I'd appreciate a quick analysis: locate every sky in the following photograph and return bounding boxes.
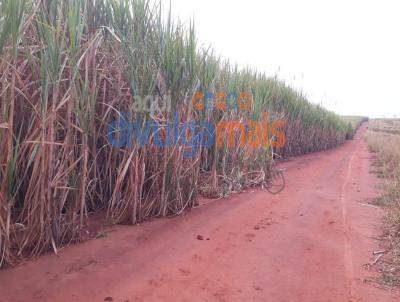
[165,0,400,118]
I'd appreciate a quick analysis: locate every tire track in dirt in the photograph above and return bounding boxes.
[340,133,358,300]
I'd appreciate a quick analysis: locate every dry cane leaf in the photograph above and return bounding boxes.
[0,122,8,129]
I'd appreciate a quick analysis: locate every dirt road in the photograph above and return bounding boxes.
[1,123,399,302]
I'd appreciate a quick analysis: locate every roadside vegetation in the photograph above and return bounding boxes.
[365,119,400,286]
[342,116,369,139]
[0,0,359,267]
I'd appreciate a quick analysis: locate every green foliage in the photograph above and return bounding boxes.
[0,0,355,267]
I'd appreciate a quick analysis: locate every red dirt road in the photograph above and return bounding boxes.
[1,123,399,302]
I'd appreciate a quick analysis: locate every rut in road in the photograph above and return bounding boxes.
[0,123,399,302]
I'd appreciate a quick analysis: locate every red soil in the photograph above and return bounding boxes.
[1,123,399,301]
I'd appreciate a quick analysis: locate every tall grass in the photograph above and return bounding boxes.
[0,0,353,267]
[342,115,369,139]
